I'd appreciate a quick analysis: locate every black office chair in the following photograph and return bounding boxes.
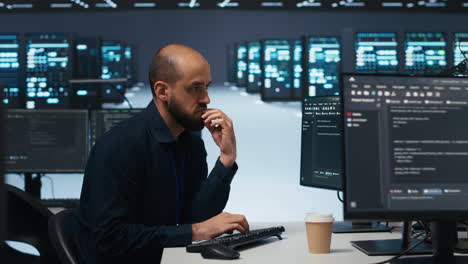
[48,208,79,264]
[4,184,60,263]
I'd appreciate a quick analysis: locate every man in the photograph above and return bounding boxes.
[74,44,249,263]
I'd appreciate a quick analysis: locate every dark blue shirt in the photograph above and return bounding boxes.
[74,101,238,264]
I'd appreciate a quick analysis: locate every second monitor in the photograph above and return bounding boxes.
[300,96,391,233]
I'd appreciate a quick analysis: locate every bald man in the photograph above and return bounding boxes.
[74,44,249,264]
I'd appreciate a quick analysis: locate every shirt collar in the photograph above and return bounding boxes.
[143,101,189,144]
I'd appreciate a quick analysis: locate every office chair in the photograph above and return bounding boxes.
[4,184,60,263]
[48,208,79,264]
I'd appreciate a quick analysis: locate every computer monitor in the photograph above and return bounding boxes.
[25,33,72,109]
[71,37,102,109]
[246,41,262,93]
[90,108,144,146]
[0,33,23,108]
[302,36,341,97]
[300,96,342,190]
[404,32,447,75]
[355,32,399,74]
[292,39,303,100]
[100,40,126,103]
[300,95,391,234]
[260,39,293,101]
[235,42,248,88]
[342,74,468,262]
[3,109,88,173]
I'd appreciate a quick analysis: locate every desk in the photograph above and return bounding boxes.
[162,222,408,264]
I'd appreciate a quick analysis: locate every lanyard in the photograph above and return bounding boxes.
[170,146,186,225]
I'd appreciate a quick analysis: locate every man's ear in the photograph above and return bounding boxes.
[154,81,170,102]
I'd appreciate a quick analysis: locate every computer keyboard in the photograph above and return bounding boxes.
[41,198,80,208]
[186,226,285,259]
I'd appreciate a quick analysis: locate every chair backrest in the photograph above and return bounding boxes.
[48,208,79,264]
[5,184,60,263]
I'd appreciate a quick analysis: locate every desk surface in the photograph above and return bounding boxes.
[162,222,411,264]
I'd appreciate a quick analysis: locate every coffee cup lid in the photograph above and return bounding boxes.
[304,213,334,223]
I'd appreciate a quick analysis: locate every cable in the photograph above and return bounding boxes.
[459,40,468,60]
[336,191,343,203]
[42,175,56,199]
[107,83,133,109]
[370,232,431,264]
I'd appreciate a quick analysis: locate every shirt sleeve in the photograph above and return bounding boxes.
[79,138,193,260]
[185,155,239,223]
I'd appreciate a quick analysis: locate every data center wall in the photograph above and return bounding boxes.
[1,10,466,84]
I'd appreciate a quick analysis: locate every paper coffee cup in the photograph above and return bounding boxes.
[304,213,334,254]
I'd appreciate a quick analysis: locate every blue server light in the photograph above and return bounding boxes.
[306,36,341,97]
[0,34,21,108]
[25,33,71,109]
[404,32,447,75]
[355,32,398,73]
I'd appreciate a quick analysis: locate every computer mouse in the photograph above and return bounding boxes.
[200,244,240,260]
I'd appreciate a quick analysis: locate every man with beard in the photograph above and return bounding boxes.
[74,44,249,264]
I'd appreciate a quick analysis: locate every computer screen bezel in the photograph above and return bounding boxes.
[300,95,343,191]
[341,73,468,221]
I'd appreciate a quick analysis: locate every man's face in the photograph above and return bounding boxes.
[167,58,211,131]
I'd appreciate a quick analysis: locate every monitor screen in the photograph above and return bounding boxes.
[25,33,71,109]
[404,32,447,75]
[343,74,468,220]
[246,41,262,93]
[3,109,88,173]
[236,43,248,87]
[261,39,292,101]
[292,39,303,99]
[71,38,101,109]
[101,40,126,103]
[90,108,143,146]
[304,36,341,97]
[355,32,398,74]
[454,33,468,67]
[300,96,342,190]
[0,34,22,108]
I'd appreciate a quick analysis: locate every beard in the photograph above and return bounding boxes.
[167,96,206,131]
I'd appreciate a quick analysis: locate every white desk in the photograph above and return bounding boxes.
[162,222,409,264]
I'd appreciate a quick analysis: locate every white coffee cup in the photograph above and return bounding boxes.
[304,213,334,254]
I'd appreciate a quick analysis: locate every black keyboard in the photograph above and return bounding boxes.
[186,226,285,255]
[41,198,80,208]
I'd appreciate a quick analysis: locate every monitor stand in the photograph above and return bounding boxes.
[24,173,42,199]
[390,221,468,264]
[351,221,432,256]
[333,221,392,234]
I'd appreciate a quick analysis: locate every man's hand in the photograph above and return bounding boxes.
[192,212,249,241]
[201,109,236,167]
